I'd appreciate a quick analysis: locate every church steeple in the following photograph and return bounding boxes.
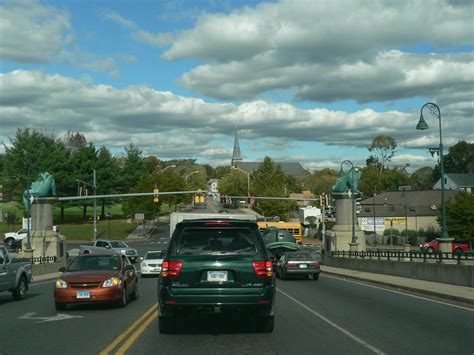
[231,129,242,167]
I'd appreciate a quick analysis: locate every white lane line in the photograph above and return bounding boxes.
[324,274,474,312]
[277,288,386,355]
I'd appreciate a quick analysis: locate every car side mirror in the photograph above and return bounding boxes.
[59,266,66,272]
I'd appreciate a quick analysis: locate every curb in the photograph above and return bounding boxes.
[321,270,474,305]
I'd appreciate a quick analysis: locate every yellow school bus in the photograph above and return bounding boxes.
[257,221,303,244]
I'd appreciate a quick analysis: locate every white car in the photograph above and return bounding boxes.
[4,228,28,247]
[140,250,165,277]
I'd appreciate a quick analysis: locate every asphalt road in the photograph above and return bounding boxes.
[1,221,473,355]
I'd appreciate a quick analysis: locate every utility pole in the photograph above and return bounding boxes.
[321,192,326,248]
[93,170,97,241]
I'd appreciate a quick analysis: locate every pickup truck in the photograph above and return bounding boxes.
[76,240,139,263]
[419,240,469,254]
[0,245,33,300]
[3,228,28,247]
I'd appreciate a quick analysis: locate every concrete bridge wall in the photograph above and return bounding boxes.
[323,255,474,287]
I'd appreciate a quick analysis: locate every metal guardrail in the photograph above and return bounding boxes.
[331,250,474,265]
[29,256,57,264]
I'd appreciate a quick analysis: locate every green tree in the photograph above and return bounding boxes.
[3,128,71,207]
[443,191,474,241]
[410,167,435,190]
[444,140,474,173]
[119,143,147,193]
[368,135,397,173]
[251,157,293,218]
[304,168,338,195]
[359,165,384,197]
[218,170,248,197]
[96,146,119,219]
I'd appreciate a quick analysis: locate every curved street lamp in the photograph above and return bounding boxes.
[185,170,199,183]
[340,160,358,244]
[159,165,176,174]
[417,103,448,238]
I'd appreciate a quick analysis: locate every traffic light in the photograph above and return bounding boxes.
[154,187,159,203]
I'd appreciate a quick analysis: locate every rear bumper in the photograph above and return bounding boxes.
[54,287,123,304]
[285,268,320,275]
[158,284,275,309]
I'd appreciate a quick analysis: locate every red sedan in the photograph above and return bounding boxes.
[54,254,138,310]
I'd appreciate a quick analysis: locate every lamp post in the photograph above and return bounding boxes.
[185,170,199,183]
[76,170,97,241]
[373,192,377,246]
[106,212,111,239]
[417,103,448,239]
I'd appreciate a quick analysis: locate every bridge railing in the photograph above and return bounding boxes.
[29,256,57,264]
[330,250,474,265]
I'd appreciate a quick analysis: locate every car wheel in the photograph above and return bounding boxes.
[453,248,463,256]
[426,247,435,254]
[256,316,274,333]
[5,238,14,247]
[12,275,28,300]
[158,315,176,334]
[117,286,128,308]
[55,302,67,311]
[313,273,319,281]
[130,281,139,301]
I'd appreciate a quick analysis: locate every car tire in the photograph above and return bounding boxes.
[426,247,435,254]
[130,281,139,301]
[158,316,176,334]
[313,273,319,281]
[117,286,128,308]
[12,275,28,300]
[5,238,14,247]
[55,302,67,311]
[453,248,463,256]
[256,316,274,333]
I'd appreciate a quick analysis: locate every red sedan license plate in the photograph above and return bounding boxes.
[76,291,91,299]
[207,271,227,282]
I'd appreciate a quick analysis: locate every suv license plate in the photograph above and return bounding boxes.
[299,264,308,269]
[207,271,227,282]
[76,291,91,299]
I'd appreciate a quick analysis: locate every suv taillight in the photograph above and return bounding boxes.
[161,260,183,278]
[253,261,273,277]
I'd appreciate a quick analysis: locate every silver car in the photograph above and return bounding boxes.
[276,251,321,280]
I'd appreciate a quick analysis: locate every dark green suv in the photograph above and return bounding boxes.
[158,219,275,333]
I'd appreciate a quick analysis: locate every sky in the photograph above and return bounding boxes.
[0,0,473,172]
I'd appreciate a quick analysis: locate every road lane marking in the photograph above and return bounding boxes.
[324,274,474,312]
[115,310,158,354]
[277,288,386,355]
[99,303,158,355]
[19,312,83,323]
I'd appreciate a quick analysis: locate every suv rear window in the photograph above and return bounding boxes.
[173,227,259,255]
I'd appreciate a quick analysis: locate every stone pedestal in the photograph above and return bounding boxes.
[328,193,366,251]
[349,242,359,252]
[436,238,455,253]
[22,197,66,260]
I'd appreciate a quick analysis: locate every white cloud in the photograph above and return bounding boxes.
[2,70,471,168]
[0,0,72,63]
[163,0,473,105]
[104,11,137,29]
[131,31,174,47]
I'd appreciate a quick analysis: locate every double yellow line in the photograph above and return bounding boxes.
[100,303,158,355]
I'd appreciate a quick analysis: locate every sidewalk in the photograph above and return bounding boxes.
[126,219,160,240]
[321,265,474,305]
